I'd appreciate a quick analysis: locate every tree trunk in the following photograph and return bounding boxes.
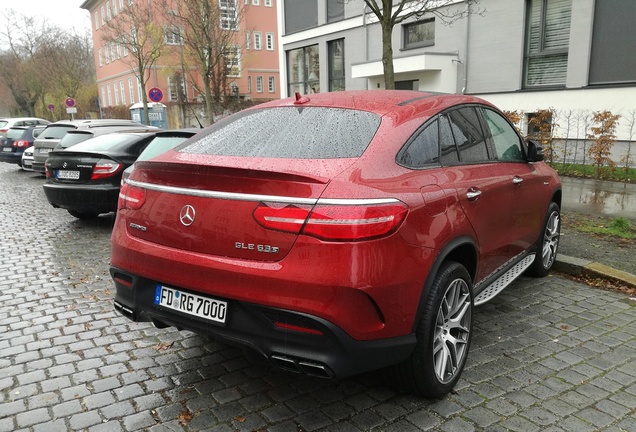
[381,19,395,89]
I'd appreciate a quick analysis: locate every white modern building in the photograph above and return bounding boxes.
[277,0,636,147]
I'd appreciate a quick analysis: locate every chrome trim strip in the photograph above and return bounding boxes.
[127,179,400,206]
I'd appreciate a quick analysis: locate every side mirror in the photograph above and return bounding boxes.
[527,140,544,162]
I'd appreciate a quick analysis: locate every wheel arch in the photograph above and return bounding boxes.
[412,236,477,333]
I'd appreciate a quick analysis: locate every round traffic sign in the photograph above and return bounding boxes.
[148,87,163,103]
[65,97,76,108]
[48,104,55,111]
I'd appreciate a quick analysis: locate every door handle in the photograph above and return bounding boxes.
[513,176,523,185]
[466,188,482,201]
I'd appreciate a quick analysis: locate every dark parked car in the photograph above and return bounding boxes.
[110,91,561,398]
[32,119,148,174]
[42,131,159,219]
[0,125,46,167]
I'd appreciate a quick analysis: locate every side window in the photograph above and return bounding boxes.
[399,119,439,168]
[439,114,459,165]
[448,107,489,163]
[482,108,525,161]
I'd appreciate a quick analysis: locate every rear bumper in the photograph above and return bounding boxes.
[43,182,119,214]
[32,161,46,173]
[0,152,21,164]
[111,266,417,379]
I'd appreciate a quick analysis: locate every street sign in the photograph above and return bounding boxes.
[47,104,55,111]
[65,97,76,108]
[148,87,163,103]
[66,108,77,114]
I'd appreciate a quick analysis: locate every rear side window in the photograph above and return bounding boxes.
[182,107,381,159]
[448,107,489,163]
[138,136,191,161]
[399,119,440,168]
[439,114,460,165]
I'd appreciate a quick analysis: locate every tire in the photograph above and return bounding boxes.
[68,210,100,219]
[391,261,473,398]
[528,202,560,277]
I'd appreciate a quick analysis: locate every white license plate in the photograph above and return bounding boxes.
[57,170,80,180]
[154,285,227,324]
[2,147,12,152]
[38,148,50,154]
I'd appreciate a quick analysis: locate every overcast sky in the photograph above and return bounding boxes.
[7,0,90,33]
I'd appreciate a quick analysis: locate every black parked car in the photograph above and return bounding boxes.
[0,125,46,167]
[43,131,159,219]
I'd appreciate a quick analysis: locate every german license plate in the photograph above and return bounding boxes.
[154,285,227,324]
[57,170,80,180]
[38,148,50,154]
[2,148,11,152]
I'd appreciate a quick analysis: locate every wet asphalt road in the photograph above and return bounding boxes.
[1,163,636,431]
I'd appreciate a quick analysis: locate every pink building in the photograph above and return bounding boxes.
[80,0,280,127]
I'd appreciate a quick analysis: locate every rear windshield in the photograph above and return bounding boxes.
[6,128,26,139]
[68,133,140,152]
[59,132,93,148]
[0,121,8,128]
[40,125,76,139]
[182,107,381,159]
[138,136,192,161]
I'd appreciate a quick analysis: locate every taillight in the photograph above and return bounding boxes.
[118,182,146,210]
[91,159,123,180]
[254,201,408,241]
[12,140,29,148]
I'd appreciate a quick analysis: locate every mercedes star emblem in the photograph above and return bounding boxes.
[179,205,196,226]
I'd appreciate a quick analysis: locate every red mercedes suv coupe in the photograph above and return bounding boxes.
[110,91,561,398]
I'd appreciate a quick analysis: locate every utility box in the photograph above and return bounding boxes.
[129,102,167,128]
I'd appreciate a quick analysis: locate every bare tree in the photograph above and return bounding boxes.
[101,1,164,124]
[363,0,479,89]
[0,11,59,115]
[162,0,245,123]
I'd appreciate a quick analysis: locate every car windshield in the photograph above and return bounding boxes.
[0,121,8,128]
[68,133,142,152]
[6,128,26,139]
[182,107,381,159]
[138,136,192,161]
[41,125,75,139]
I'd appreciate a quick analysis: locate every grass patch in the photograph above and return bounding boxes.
[577,217,636,239]
[550,162,636,183]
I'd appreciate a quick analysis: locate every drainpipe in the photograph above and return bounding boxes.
[363,3,370,89]
[462,0,471,94]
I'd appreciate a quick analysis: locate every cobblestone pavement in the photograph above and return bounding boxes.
[1,163,636,432]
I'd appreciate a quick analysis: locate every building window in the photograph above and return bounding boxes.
[168,75,187,101]
[220,0,238,30]
[268,76,275,93]
[403,18,435,49]
[101,86,106,108]
[266,32,274,50]
[114,84,120,105]
[589,0,636,85]
[245,31,250,50]
[112,0,118,16]
[252,0,260,5]
[524,0,572,88]
[327,0,344,23]
[287,44,319,96]
[328,38,345,91]
[164,26,182,45]
[119,0,124,10]
[106,2,112,20]
[116,44,122,59]
[94,12,99,30]
[98,48,103,67]
[107,84,112,106]
[128,0,133,5]
[120,81,126,105]
[256,76,263,93]
[110,43,116,62]
[265,0,272,6]
[284,0,318,34]
[247,76,252,93]
[137,77,143,103]
[253,32,262,50]
[101,6,106,25]
[128,77,135,104]
[224,45,241,77]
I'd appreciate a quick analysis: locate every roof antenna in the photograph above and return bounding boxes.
[294,92,310,105]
